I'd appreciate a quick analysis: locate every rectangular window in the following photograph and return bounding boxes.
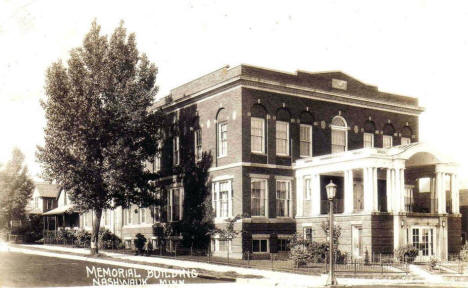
[304,178,311,200]
[276,180,291,217]
[173,136,180,166]
[251,179,267,216]
[126,208,132,225]
[401,137,411,145]
[34,198,38,209]
[213,180,232,218]
[154,141,161,172]
[276,121,289,156]
[300,124,312,157]
[278,239,290,252]
[383,135,393,148]
[412,228,420,249]
[304,228,313,241]
[153,205,161,222]
[218,239,229,252]
[252,239,268,253]
[169,189,181,222]
[140,208,146,224]
[331,129,346,153]
[194,129,202,161]
[104,210,109,226]
[363,132,374,148]
[251,117,265,153]
[218,122,228,157]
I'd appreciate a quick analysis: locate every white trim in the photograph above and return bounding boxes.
[252,234,270,239]
[249,173,270,179]
[274,175,294,180]
[158,76,423,116]
[208,162,293,172]
[212,175,234,182]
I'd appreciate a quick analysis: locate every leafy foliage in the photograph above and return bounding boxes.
[0,148,35,230]
[177,151,214,249]
[37,20,163,253]
[460,243,468,262]
[134,233,147,255]
[320,220,341,246]
[394,245,419,263]
[98,228,121,249]
[288,234,347,266]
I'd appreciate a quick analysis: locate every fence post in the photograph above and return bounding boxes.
[271,253,274,270]
[247,252,250,267]
[174,245,177,259]
[354,260,357,275]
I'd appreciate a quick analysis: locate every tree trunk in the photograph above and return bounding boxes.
[91,208,102,255]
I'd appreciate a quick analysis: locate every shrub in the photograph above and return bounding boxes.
[74,229,91,248]
[133,233,147,255]
[56,229,76,244]
[460,243,468,262]
[98,229,121,249]
[146,240,153,256]
[288,234,347,266]
[429,256,440,270]
[395,245,419,263]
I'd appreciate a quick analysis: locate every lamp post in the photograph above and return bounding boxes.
[326,180,338,286]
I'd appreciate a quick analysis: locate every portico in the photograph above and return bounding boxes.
[294,142,460,261]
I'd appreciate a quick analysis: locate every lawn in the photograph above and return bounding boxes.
[0,251,224,287]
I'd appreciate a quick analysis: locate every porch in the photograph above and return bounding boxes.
[294,142,460,261]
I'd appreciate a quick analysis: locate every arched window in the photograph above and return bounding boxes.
[299,112,314,157]
[276,108,291,156]
[331,115,348,153]
[251,104,267,154]
[363,120,376,148]
[401,126,412,145]
[216,108,228,157]
[383,124,395,148]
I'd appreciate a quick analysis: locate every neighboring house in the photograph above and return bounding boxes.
[72,65,460,261]
[460,189,468,245]
[27,183,60,218]
[43,189,80,232]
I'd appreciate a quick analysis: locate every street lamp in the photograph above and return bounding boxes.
[326,180,338,286]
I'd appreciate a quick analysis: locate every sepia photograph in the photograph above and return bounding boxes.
[1,1,468,287]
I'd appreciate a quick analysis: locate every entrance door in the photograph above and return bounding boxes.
[352,225,363,259]
[411,227,434,261]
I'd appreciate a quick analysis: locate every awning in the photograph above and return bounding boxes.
[42,204,76,215]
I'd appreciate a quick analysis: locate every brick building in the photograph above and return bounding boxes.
[80,64,461,260]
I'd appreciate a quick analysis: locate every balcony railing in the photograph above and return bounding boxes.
[320,199,344,215]
[405,197,437,213]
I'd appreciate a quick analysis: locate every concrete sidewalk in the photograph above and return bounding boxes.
[10,243,468,288]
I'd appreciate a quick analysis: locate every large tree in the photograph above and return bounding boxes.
[37,21,163,254]
[0,148,35,230]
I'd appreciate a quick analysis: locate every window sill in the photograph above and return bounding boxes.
[300,155,312,158]
[276,154,290,157]
[123,223,153,228]
[251,151,266,155]
[217,155,227,159]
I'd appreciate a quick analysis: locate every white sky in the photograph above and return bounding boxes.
[1,0,468,187]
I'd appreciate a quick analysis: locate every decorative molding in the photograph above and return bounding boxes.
[249,173,271,179]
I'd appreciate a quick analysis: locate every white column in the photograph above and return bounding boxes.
[386,168,393,212]
[344,170,354,214]
[451,174,459,214]
[363,167,373,213]
[399,168,405,212]
[393,168,401,213]
[228,180,232,217]
[296,174,304,217]
[373,167,379,212]
[436,172,446,214]
[311,174,321,215]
